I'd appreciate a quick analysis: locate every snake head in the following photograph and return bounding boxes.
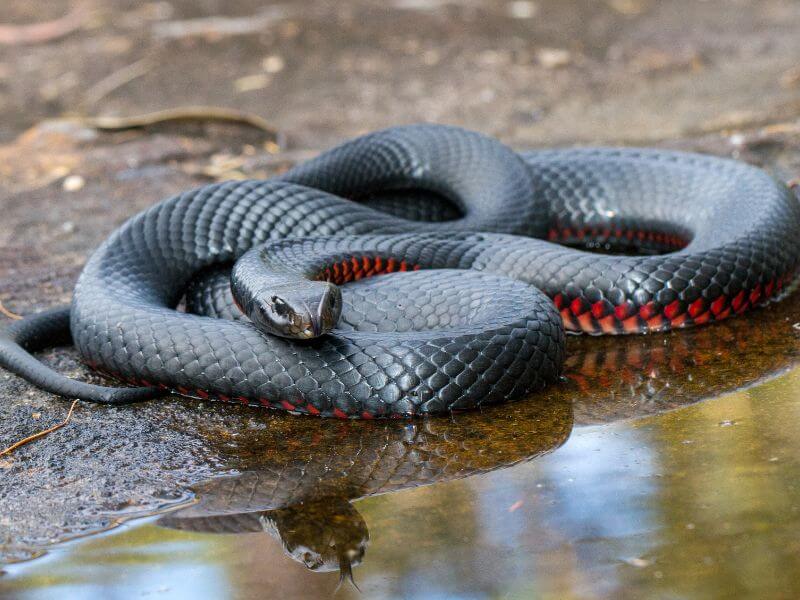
[259,499,368,580]
[231,245,343,339]
[246,281,342,339]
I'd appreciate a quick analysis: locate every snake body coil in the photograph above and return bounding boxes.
[2,125,800,417]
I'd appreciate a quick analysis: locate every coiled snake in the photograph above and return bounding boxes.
[1,125,799,417]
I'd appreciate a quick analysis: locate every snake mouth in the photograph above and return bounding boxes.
[299,318,322,339]
[294,314,328,339]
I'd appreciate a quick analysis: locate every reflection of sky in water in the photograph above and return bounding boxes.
[7,536,230,600]
[394,574,487,600]
[531,426,659,596]
[467,425,659,598]
[533,425,658,540]
[362,425,661,599]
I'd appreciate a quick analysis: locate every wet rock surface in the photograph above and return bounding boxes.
[1,0,800,563]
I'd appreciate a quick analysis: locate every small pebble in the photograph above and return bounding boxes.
[261,55,285,74]
[729,133,746,147]
[422,49,441,66]
[536,48,572,69]
[507,1,538,19]
[62,175,85,192]
[234,74,271,93]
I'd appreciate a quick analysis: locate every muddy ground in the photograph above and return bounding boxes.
[1,0,800,563]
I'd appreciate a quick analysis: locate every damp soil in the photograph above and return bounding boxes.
[1,0,800,597]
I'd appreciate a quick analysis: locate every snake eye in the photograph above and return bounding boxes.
[271,296,290,316]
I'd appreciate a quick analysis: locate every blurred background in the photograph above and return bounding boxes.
[1,0,799,147]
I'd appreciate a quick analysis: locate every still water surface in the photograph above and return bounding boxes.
[4,295,800,599]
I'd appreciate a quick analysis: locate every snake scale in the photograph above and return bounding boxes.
[1,124,799,417]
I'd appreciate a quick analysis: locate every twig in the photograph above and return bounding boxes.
[0,400,79,458]
[0,300,22,320]
[0,3,88,46]
[152,5,296,40]
[83,57,154,107]
[76,106,283,146]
